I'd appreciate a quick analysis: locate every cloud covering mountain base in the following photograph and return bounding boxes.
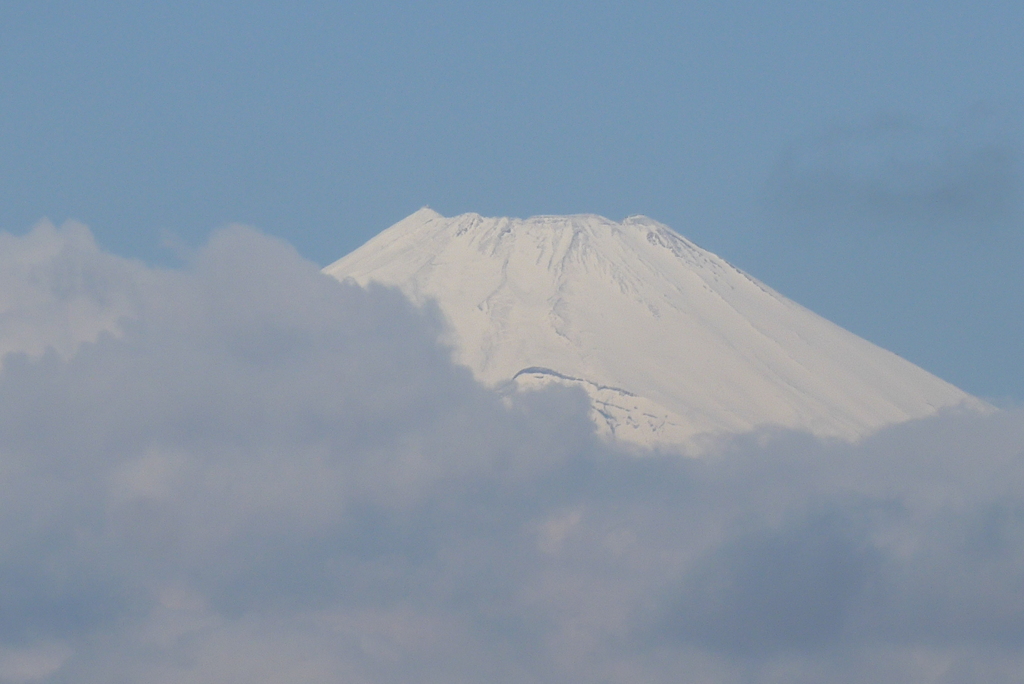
[1,222,1023,683]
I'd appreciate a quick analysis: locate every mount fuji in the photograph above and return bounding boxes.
[325,208,982,450]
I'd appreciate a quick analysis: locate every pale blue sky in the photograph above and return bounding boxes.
[2,1,1022,399]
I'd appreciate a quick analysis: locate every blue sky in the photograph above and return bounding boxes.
[2,1,1023,399]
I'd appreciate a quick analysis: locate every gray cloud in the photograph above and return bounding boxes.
[768,110,1023,233]
[0,220,143,363]
[0,223,1023,682]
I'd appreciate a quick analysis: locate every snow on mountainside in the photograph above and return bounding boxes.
[325,208,982,449]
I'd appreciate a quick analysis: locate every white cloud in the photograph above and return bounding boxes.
[0,220,143,363]
[0,222,1022,682]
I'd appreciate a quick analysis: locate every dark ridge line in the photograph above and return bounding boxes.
[511,366,638,397]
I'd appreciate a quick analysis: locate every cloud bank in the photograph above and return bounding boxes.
[1,222,1023,683]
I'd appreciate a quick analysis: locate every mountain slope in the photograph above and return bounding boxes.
[325,208,981,448]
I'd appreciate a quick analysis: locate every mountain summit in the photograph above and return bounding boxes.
[325,208,980,449]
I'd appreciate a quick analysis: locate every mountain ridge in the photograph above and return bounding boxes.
[325,208,982,450]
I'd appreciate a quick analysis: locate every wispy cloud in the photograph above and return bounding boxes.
[0,223,1023,682]
[768,109,1023,234]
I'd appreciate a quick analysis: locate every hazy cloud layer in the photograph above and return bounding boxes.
[1,223,1023,682]
[768,110,1023,233]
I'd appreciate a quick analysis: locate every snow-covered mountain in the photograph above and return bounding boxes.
[325,208,982,449]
